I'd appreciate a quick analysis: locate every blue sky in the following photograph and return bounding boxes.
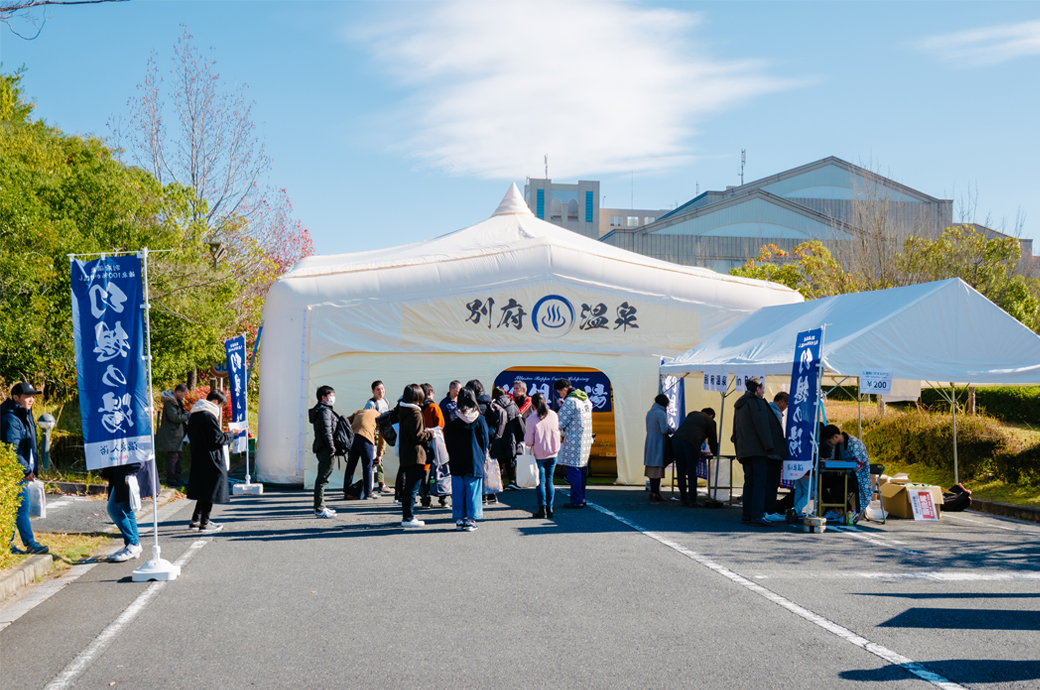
[2,1,1038,255]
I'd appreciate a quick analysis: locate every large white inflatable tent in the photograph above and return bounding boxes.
[255,185,802,486]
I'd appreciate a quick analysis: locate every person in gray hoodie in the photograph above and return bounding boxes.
[731,377,775,526]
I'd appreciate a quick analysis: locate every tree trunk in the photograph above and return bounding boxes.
[877,396,886,417]
[187,369,197,390]
[967,386,976,415]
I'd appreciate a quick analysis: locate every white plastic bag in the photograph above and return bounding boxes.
[865,500,888,521]
[127,475,142,511]
[27,479,46,519]
[222,444,231,471]
[516,449,539,488]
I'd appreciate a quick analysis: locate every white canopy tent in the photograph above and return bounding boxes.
[661,278,1040,484]
[255,185,802,486]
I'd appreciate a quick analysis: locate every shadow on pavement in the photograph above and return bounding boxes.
[841,659,1040,684]
[879,607,1040,630]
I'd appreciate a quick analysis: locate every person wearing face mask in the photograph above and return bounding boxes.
[309,385,339,519]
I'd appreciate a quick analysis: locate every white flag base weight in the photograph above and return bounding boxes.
[232,483,263,496]
[133,544,181,582]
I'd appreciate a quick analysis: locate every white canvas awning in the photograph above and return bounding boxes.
[661,278,1040,385]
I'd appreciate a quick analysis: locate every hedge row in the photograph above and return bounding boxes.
[859,408,1040,484]
[918,386,1040,425]
[0,444,24,569]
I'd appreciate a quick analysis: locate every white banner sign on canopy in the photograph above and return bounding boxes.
[859,369,893,394]
[702,370,729,392]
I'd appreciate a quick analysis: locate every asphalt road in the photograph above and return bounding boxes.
[2,485,1038,689]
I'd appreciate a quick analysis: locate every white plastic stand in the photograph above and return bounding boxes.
[232,474,264,496]
[133,543,181,582]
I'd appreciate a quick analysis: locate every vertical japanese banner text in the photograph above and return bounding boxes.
[661,375,685,431]
[225,335,248,453]
[70,256,154,470]
[782,328,823,481]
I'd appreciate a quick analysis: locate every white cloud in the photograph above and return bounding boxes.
[919,20,1040,65]
[353,1,797,180]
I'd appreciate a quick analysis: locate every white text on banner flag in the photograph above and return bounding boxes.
[859,369,893,394]
[661,375,685,431]
[225,335,249,454]
[783,328,823,481]
[70,256,154,470]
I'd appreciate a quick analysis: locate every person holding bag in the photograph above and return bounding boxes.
[523,393,561,519]
[396,384,434,528]
[101,459,157,562]
[445,388,489,532]
[186,390,234,533]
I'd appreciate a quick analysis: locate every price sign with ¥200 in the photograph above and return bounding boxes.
[859,369,892,394]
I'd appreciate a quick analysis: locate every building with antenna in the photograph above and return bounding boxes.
[523,178,671,239]
[600,156,958,273]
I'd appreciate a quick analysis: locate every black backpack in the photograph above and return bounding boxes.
[333,412,354,456]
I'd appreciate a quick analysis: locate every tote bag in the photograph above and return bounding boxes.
[483,450,503,494]
[516,448,539,489]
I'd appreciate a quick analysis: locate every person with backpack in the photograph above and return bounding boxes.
[466,379,499,504]
[489,386,522,492]
[445,388,490,532]
[308,385,339,519]
[523,393,561,519]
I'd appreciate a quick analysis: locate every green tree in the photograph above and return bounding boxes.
[0,70,240,395]
[730,241,857,300]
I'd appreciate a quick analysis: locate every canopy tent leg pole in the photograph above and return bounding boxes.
[712,386,728,502]
[858,394,862,438]
[951,384,959,486]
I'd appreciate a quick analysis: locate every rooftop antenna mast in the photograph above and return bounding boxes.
[740,149,746,185]
[544,154,548,179]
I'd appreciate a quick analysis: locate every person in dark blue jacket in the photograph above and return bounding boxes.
[2,382,48,554]
[444,388,489,532]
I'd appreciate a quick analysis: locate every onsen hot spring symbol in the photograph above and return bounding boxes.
[532,295,575,337]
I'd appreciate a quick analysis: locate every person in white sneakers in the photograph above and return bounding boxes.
[396,384,434,528]
[308,385,338,519]
[101,459,157,562]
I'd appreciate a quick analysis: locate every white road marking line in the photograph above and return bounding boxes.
[945,513,1040,535]
[749,570,1040,582]
[587,500,967,690]
[829,525,922,555]
[42,539,210,690]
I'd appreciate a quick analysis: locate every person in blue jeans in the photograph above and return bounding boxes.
[101,459,157,563]
[524,393,561,519]
[444,388,489,532]
[2,382,48,555]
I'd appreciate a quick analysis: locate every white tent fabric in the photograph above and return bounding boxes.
[256,184,802,485]
[661,278,1040,384]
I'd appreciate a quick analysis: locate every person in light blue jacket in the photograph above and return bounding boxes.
[643,394,676,502]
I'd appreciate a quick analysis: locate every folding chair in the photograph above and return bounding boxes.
[863,463,886,524]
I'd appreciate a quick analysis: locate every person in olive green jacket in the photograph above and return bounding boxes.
[155,385,189,485]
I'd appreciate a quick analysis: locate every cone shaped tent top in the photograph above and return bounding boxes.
[257,185,802,485]
[492,183,533,217]
[661,278,1040,385]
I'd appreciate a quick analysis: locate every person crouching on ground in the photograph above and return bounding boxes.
[101,458,157,562]
[524,393,560,519]
[644,394,676,502]
[186,390,234,532]
[555,378,593,508]
[445,388,489,532]
[397,384,434,528]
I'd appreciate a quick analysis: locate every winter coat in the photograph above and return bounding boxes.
[643,403,675,468]
[396,403,433,468]
[155,393,189,452]
[348,409,380,445]
[309,402,336,455]
[439,395,458,423]
[524,410,561,460]
[445,408,489,478]
[186,399,234,504]
[101,460,158,503]
[557,390,593,468]
[731,391,774,460]
[766,404,788,461]
[673,411,719,457]
[1,398,38,475]
[487,394,521,461]
[422,398,445,429]
[514,395,533,421]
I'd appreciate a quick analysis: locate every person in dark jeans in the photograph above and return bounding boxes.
[731,377,776,526]
[672,407,719,506]
[396,384,433,528]
[308,385,338,519]
[186,390,235,532]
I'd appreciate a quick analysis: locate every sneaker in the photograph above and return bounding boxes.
[109,546,134,563]
[823,510,841,521]
[456,520,466,531]
[763,513,786,523]
[463,520,478,532]
[401,518,425,528]
[439,497,449,507]
[393,499,402,506]
[506,482,521,491]
[379,484,394,494]
[486,495,498,504]
[198,522,224,533]
[188,521,200,531]
[27,543,50,555]
[127,543,143,559]
[315,508,336,519]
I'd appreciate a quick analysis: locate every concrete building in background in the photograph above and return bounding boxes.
[523,178,600,238]
[601,157,957,273]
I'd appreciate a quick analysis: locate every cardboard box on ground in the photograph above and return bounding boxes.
[878,474,943,520]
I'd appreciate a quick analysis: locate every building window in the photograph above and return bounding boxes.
[644,217,655,225]
[627,216,639,227]
[611,215,622,227]
[536,189,545,219]
[550,197,563,221]
[567,198,579,221]
[585,191,594,223]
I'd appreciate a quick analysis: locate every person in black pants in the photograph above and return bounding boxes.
[186,390,234,532]
[672,407,719,506]
[396,384,434,528]
[763,392,789,520]
[731,377,776,526]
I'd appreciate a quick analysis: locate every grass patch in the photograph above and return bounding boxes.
[1,532,111,575]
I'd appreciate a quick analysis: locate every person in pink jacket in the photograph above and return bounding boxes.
[523,393,562,519]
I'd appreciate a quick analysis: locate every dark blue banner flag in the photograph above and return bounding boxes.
[225,335,248,453]
[783,327,823,480]
[70,256,153,470]
[493,370,612,412]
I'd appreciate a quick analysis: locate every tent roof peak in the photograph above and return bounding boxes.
[492,183,533,217]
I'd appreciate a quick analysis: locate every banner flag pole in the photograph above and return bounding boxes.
[133,247,181,582]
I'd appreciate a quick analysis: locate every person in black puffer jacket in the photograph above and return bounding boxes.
[308,385,338,519]
[489,387,522,491]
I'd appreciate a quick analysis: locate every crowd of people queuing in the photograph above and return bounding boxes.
[308,376,594,531]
